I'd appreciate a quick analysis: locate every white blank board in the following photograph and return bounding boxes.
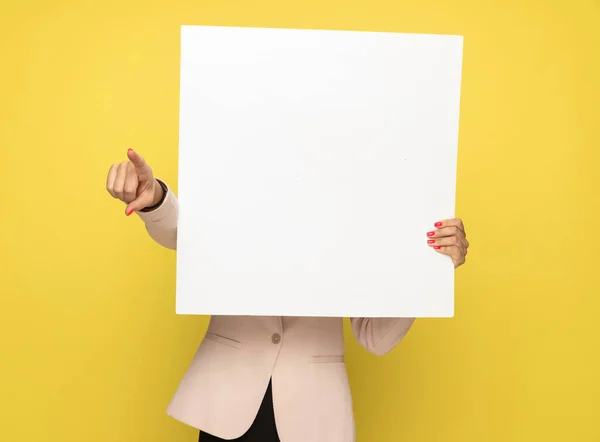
[176,25,463,318]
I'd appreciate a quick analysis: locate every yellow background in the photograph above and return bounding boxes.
[1,0,598,441]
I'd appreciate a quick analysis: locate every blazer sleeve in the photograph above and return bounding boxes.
[136,179,179,250]
[349,317,415,356]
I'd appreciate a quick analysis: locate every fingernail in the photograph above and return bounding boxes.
[128,148,133,153]
[434,222,443,227]
[126,209,134,216]
[427,231,435,237]
[428,240,435,244]
[434,246,441,250]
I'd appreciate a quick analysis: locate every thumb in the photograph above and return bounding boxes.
[125,193,153,216]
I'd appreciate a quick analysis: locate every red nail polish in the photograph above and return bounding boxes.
[427,231,435,237]
[434,222,443,227]
[427,240,435,244]
[126,209,134,216]
[434,246,441,250]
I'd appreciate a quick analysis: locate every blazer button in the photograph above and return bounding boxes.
[271,333,281,344]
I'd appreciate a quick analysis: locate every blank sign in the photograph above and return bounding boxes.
[176,25,463,317]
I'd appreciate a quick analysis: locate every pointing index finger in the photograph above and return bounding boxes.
[127,148,148,170]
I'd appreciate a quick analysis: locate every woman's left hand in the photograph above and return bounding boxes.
[427,218,469,268]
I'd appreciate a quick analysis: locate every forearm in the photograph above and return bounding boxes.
[350,317,415,356]
[137,179,178,250]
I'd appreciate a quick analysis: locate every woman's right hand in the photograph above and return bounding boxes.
[106,149,164,216]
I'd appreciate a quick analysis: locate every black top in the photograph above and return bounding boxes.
[199,379,280,442]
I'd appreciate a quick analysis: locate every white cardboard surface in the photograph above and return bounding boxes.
[176,25,463,317]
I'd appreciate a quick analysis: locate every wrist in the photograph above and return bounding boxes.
[140,179,166,212]
[150,179,165,206]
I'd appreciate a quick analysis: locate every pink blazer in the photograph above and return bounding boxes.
[137,181,415,442]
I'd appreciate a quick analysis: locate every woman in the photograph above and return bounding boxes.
[106,149,469,442]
